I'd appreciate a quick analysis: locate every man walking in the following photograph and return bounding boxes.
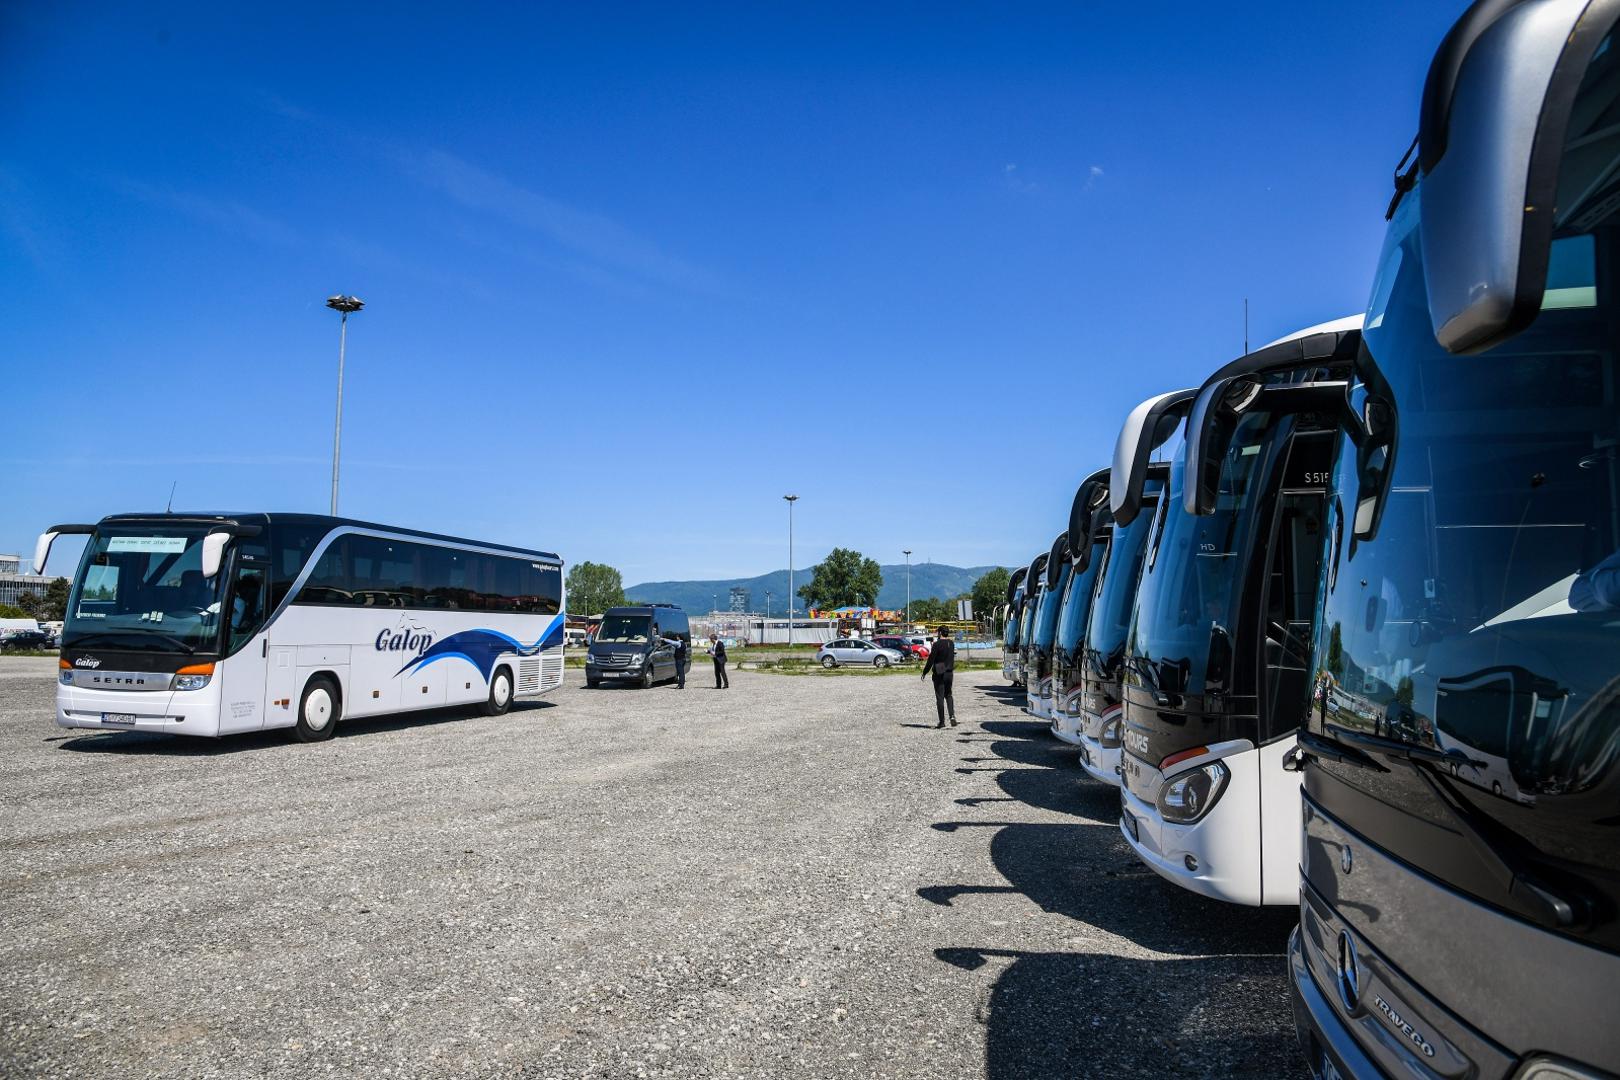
[708,633,730,689]
[673,635,689,689]
[921,626,956,727]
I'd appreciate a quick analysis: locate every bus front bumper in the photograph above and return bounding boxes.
[56,682,222,737]
[1050,707,1084,745]
[1077,731,1120,786]
[1025,676,1054,719]
[1289,924,1382,1080]
[1118,755,1264,906]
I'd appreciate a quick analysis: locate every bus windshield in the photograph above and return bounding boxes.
[1311,33,1620,928]
[595,615,652,644]
[62,525,225,654]
[1128,425,1273,696]
[1086,494,1157,674]
[1056,538,1107,657]
[1033,562,1069,649]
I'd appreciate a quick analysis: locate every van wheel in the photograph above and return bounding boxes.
[586,675,601,688]
[821,656,837,669]
[293,676,340,742]
[874,655,890,669]
[640,666,654,689]
[482,667,513,716]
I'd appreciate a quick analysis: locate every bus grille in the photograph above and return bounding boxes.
[518,659,541,693]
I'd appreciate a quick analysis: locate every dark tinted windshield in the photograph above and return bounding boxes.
[1128,425,1273,695]
[1018,589,1039,648]
[63,526,224,654]
[1032,561,1070,650]
[1310,44,1620,934]
[1056,538,1107,656]
[1004,599,1023,647]
[595,615,652,644]
[1086,491,1159,672]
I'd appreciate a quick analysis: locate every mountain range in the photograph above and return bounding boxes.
[625,563,1004,615]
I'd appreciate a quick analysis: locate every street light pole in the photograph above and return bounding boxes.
[903,550,912,628]
[325,295,365,515]
[784,494,798,647]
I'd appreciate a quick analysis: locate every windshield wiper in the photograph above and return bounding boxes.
[65,631,196,655]
[1287,728,1390,773]
[1325,725,1583,930]
[1328,725,1486,770]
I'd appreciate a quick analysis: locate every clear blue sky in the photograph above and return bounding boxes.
[2,3,1459,584]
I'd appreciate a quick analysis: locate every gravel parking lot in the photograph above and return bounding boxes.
[0,657,1304,1079]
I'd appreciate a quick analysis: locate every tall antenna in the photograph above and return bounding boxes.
[166,480,178,514]
[1244,298,1250,355]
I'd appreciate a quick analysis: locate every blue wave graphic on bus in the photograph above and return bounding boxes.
[394,614,566,681]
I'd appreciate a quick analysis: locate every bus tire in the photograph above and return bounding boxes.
[482,667,514,716]
[293,676,340,742]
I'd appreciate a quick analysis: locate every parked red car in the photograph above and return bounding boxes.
[874,635,928,661]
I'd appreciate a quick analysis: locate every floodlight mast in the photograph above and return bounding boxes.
[325,294,365,515]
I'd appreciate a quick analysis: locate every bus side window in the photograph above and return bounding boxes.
[229,565,268,652]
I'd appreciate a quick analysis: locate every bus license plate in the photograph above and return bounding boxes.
[100,712,137,725]
[1318,1051,1345,1080]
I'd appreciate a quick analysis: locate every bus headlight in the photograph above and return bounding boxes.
[173,663,215,691]
[1157,761,1230,824]
[59,670,74,685]
[1099,717,1123,748]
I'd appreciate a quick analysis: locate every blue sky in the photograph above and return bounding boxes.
[2,3,1460,584]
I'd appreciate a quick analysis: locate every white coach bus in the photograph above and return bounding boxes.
[35,513,565,741]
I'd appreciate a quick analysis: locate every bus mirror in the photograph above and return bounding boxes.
[1416,1,1609,353]
[1111,388,1197,525]
[33,531,57,575]
[201,532,232,578]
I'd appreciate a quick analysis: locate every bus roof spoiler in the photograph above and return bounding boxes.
[1110,389,1198,525]
[34,524,96,575]
[1067,467,1111,573]
[1183,318,1364,516]
[1044,533,1070,589]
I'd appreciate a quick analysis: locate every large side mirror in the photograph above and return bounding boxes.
[1110,389,1198,525]
[33,523,96,574]
[1005,567,1027,608]
[1067,468,1110,572]
[33,532,58,576]
[1044,533,1070,589]
[1417,0,1615,353]
[1184,319,1362,516]
[201,532,233,578]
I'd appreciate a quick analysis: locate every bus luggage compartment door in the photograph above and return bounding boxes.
[266,646,298,729]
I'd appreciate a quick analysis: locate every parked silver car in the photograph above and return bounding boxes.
[816,638,905,669]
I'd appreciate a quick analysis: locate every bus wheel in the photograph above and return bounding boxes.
[482,667,514,716]
[293,676,340,742]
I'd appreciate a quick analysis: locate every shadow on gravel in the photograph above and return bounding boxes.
[55,700,555,755]
[935,947,1307,1079]
[919,683,1305,1077]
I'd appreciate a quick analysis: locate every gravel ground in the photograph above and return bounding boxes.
[0,657,1306,1079]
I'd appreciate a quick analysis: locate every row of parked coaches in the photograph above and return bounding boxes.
[996,4,1620,1078]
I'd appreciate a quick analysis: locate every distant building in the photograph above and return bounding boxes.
[0,555,64,609]
[728,587,750,613]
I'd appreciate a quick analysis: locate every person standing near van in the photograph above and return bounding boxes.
[673,635,689,689]
[921,626,956,727]
[708,633,729,689]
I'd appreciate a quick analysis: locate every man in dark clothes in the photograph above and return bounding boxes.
[673,636,689,689]
[921,626,956,727]
[709,633,729,689]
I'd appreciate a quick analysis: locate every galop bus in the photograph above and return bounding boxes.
[36,513,565,741]
[1117,319,1359,906]
[1076,389,1195,786]
[1002,565,1029,685]
[1288,3,1620,1077]
[1025,532,1070,721]
[1050,468,1112,745]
